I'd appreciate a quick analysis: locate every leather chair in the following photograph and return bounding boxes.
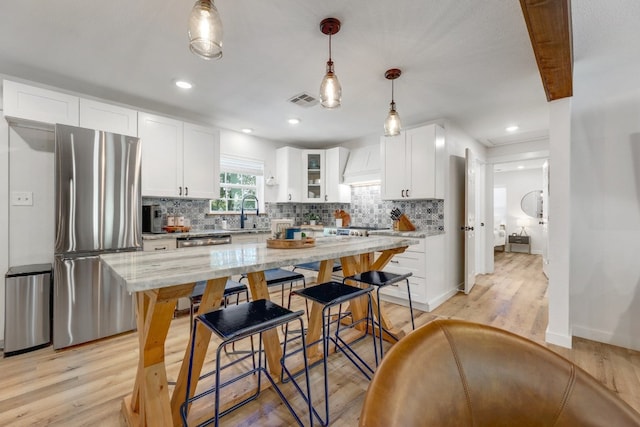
[359,319,640,427]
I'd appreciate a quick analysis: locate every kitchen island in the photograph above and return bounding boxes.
[101,235,417,426]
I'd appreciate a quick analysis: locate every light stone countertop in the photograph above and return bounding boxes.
[101,236,419,293]
[142,228,271,240]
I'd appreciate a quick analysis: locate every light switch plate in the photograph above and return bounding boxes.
[11,191,33,206]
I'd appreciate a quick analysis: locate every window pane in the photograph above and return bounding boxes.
[229,199,242,211]
[210,199,227,211]
[227,173,241,185]
[219,172,227,184]
[228,187,243,201]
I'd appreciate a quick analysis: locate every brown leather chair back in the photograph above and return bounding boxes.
[359,319,640,427]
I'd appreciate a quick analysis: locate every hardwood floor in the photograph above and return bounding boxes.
[1,252,639,426]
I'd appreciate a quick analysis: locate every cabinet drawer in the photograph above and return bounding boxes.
[143,238,176,252]
[379,276,426,303]
[508,235,529,244]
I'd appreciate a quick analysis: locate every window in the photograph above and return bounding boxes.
[210,156,264,213]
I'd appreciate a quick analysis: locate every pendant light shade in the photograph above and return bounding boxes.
[319,18,342,109]
[188,0,223,60]
[384,68,402,137]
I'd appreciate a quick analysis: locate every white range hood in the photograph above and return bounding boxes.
[342,145,381,185]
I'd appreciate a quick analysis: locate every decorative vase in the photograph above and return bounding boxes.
[310,220,316,226]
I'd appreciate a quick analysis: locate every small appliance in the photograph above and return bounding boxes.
[143,205,163,233]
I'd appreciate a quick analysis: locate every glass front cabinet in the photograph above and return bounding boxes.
[301,150,325,202]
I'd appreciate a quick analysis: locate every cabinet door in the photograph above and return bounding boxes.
[302,150,325,202]
[275,147,301,202]
[3,80,79,126]
[183,123,219,199]
[406,126,435,199]
[380,133,407,200]
[325,147,351,203]
[79,98,138,136]
[139,112,183,197]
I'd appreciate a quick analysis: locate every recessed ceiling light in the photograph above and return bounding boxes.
[517,165,525,169]
[175,80,193,89]
[288,118,301,125]
[506,125,519,132]
[241,128,253,134]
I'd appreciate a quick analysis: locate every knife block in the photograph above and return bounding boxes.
[394,214,416,231]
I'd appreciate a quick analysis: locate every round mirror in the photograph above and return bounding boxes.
[521,190,543,218]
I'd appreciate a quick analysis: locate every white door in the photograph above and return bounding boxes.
[542,160,550,278]
[464,148,477,294]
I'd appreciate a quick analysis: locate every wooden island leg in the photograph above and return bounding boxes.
[122,284,195,427]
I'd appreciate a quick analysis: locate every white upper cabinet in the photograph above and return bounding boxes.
[381,123,445,200]
[324,147,351,203]
[274,146,302,202]
[138,112,219,199]
[273,146,350,203]
[182,123,220,199]
[79,98,138,136]
[301,149,325,203]
[3,80,79,126]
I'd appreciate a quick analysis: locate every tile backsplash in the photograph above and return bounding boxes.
[143,184,444,232]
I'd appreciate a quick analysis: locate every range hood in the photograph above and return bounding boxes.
[342,145,381,185]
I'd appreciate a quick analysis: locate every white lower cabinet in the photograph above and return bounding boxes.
[379,234,447,311]
[142,237,177,252]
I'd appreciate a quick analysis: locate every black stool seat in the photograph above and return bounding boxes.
[192,279,248,299]
[264,268,305,286]
[200,299,303,340]
[293,261,342,273]
[293,281,371,306]
[345,271,411,287]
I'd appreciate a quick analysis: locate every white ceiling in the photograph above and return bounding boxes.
[0,1,571,148]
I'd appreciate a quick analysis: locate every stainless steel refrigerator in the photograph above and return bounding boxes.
[53,124,142,349]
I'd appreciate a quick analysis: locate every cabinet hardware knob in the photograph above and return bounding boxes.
[155,247,167,251]
[406,189,410,197]
[288,193,292,201]
[178,186,182,196]
[325,194,328,201]
[185,187,189,196]
[401,189,405,197]
[390,260,399,263]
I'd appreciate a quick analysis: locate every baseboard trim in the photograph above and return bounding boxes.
[545,327,573,348]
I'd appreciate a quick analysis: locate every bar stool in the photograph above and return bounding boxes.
[288,281,378,426]
[343,271,415,358]
[240,268,306,307]
[181,299,314,427]
[292,261,342,275]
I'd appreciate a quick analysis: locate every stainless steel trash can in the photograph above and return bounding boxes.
[4,263,52,356]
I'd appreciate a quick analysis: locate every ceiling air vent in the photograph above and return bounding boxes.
[288,92,319,108]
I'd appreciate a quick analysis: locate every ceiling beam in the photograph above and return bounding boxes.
[520,0,573,101]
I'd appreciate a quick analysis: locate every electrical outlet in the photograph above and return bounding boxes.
[11,191,33,206]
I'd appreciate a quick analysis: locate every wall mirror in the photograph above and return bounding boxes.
[521,190,543,218]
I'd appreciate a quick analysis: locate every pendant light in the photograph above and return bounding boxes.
[188,0,223,60]
[384,68,402,136]
[319,18,342,109]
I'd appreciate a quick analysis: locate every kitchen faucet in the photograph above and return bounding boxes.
[240,195,259,229]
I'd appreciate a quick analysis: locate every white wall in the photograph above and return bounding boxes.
[570,88,640,350]
[8,126,55,265]
[494,168,544,254]
[0,111,8,345]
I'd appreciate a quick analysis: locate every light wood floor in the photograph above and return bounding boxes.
[1,252,639,426]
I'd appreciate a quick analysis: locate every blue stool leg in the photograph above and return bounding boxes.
[406,278,415,330]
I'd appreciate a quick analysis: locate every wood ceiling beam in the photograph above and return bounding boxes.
[520,0,573,101]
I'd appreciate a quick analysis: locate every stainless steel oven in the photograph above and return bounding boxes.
[323,226,389,237]
[176,234,232,248]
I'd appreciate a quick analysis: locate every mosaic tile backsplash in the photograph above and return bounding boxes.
[143,185,444,232]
